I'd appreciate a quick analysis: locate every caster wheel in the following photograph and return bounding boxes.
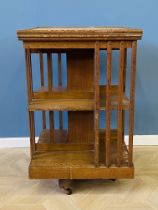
[110,179,116,181]
[58,179,73,195]
[65,188,72,195]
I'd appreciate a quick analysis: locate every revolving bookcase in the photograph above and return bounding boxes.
[17,27,143,194]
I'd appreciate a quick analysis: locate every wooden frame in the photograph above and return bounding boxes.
[18,27,143,193]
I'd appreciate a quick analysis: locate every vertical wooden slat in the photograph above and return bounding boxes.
[25,49,33,102]
[39,53,46,129]
[47,52,54,143]
[47,52,53,91]
[49,110,54,143]
[117,41,125,166]
[28,111,35,157]
[122,49,127,144]
[128,41,137,166]
[58,53,63,130]
[25,49,35,157]
[94,42,100,166]
[105,42,112,167]
[39,53,44,86]
[28,51,33,96]
[123,49,127,92]
[25,49,31,102]
[58,53,62,87]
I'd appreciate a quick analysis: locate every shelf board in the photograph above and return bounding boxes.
[29,85,129,111]
[29,129,133,179]
[29,99,94,111]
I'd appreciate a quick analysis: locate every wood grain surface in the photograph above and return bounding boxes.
[18,27,143,186]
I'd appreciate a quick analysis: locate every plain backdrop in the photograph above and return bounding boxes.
[0,0,157,137]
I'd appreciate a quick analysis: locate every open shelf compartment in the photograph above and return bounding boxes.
[29,129,134,179]
[29,85,129,111]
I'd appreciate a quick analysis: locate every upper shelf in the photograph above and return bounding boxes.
[17,27,143,41]
[28,85,129,111]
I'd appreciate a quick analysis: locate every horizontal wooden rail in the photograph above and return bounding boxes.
[35,143,94,151]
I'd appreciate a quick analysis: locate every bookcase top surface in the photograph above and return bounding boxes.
[17,26,143,41]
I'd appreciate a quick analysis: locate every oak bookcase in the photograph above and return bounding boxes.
[17,27,143,194]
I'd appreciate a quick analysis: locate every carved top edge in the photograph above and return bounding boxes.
[17,27,143,41]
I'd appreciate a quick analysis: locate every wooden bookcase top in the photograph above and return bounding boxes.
[17,27,143,41]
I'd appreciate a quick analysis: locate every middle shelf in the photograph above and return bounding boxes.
[29,85,129,111]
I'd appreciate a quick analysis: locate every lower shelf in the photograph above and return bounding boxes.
[29,151,134,179]
[29,129,134,179]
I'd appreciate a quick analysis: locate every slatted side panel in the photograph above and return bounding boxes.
[117,42,125,166]
[25,49,35,157]
[105,42,112,167]
[94,42,100,166]
[128,41,137,166]
[39,53,46,129]
[47,52,54,143]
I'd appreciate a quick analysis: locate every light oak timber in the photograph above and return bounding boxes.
[17,27,143,193]
[128,41,137,166]
[29,85,130,111]
[47,52,54,143]
[58,53,63,130]
[94,41,100,166]
[105,41,112,167]
[35,129,121,152]
[117,41,125,166]
[30,128,131,179]
[23,41,133,49]
[67,49,94,144]
[39,52,46,129]
[17,27,143,41]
